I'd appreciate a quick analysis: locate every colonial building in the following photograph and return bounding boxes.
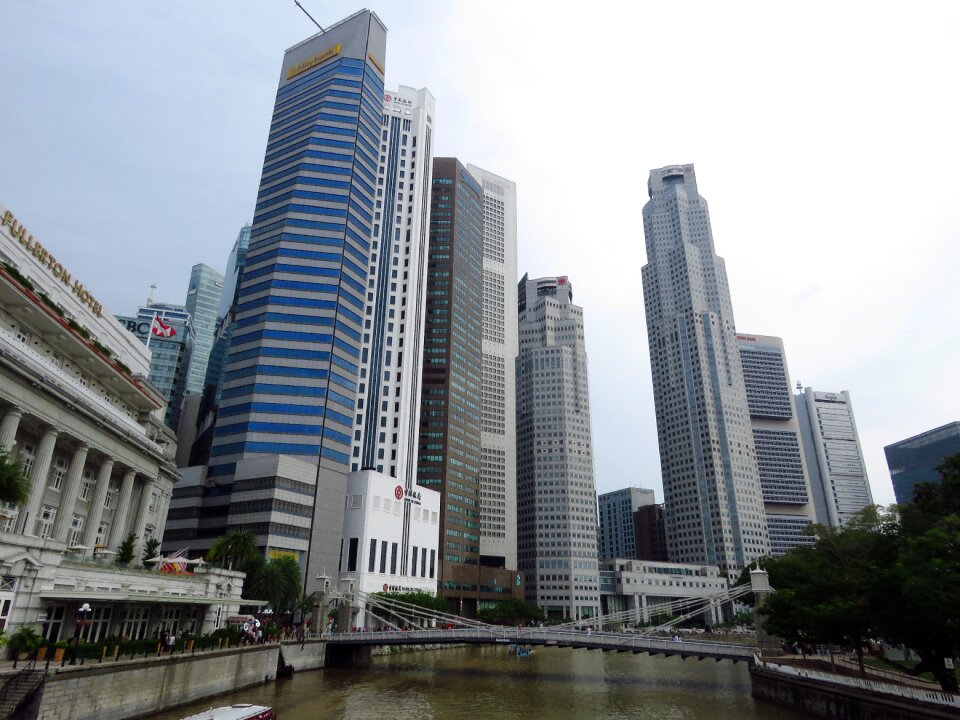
[0,201,239,640]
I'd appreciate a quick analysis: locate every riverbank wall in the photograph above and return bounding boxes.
[750,659,960,720]
[31,644,286,720]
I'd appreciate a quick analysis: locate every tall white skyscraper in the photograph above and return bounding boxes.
[736,334,816,555]
[641,164,770,573]
[466,164,518,571]
[795,388,873,527]
[516,274,600,621]
[351,85,435,488]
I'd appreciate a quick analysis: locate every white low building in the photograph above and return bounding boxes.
[599,558,730,627]
[0,201,250,639]
[337,470,440,624]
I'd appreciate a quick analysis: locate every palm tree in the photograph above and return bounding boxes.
[245,557,303,613]
[294,591,319,625]
[0,450,29,507]
[207,529,259,571]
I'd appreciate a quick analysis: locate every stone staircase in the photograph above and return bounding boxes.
[0,668,45,719]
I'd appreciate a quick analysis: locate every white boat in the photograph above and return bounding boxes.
[180,704,274,720]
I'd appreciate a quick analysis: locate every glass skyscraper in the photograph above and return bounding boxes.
[184,263,224,395]
[884,422,960,504]
[168,11,387,585]
[640,164,770,573]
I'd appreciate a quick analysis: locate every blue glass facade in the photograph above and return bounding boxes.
[885,421,960,504]
[210,17,385,472]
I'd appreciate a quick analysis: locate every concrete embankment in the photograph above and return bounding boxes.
[31,640,326,720]
[751,658,960,720]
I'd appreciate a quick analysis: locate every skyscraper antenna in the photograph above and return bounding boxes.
[294,1,324,32]
[148,282,157,305]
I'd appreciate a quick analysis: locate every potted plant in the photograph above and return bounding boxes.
[182,633,194,652]
[53,640,69,663]
[8,625,42,661]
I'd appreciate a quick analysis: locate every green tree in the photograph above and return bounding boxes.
[760,507,899,673]
[477,598,544,626]
[244,556,302,614]
[141,537,162,565]
[207,529,259,571]
[116,532,137,565]
[0,450,29,507]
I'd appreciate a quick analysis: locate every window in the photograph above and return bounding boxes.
[379,540,387,574]
[347,538,358,572]
[37,506,56,538]
[148,492,158,514]
[95,522,109,547]
[368,538,377,572]
[120,606,150,640]
[48,458,68,491]
[104,483,118,510]
[41,605,66,641]
[79,470,95,501]
[390,543,398,574]
[411,545,418,576]
[68,514,85,546]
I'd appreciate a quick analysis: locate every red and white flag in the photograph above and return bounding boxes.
[150,314,177,338]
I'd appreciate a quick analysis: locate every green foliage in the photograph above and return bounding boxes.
[208,528,260,571]
[243,556,302,614]
[116,532,137,564]
[141,537,162,565]
[760,457,960,693]
[8,625,42,655]
[2,263,34,291]
[0,450,29,506]
[36,292,65,316]
[477,598,545,626]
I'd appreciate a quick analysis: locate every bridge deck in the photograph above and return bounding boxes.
[326,628,757,662]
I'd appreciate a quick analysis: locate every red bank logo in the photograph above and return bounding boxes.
[394,485,403,500]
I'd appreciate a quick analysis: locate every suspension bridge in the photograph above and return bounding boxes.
[320,580,759,665]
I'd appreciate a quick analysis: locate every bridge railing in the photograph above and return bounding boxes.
[329,626,757,658]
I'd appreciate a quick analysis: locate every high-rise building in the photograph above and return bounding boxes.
[116,304,195,432]
[466,164,518,573]
[516,274,600,621]
[416,157,485,615]
[351,86,435,484]
[598,487,655,560]
[205,224,252,399]
[633,504,669,561]
[884,422,960,504]
[183,263,224,395]
[640,164,770,573]
[736,334,816,555]
[164,10,388,588]
[795,388,873,527]
[218,223,251,321]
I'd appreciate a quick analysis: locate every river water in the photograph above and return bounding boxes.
[155,645,807,720]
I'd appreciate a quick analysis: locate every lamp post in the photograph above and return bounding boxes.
[70,603,92,664]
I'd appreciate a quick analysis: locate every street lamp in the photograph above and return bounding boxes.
[70,603,92,665]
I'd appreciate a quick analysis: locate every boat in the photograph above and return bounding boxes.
[516,645,534,658]
[180,704,274,720]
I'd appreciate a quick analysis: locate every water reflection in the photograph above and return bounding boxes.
[154,645,805,720]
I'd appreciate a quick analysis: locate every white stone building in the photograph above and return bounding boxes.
[795,388,873,527]
[516,275,600,621]
[466,164,518,574]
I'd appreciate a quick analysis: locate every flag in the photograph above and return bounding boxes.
[150,314,176,338]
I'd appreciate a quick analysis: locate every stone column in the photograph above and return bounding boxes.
[155,490,171,539]
[641,593,649,623]
[17,427,59,535]
[52,443,90,542]
[131,478,156,563]
[0,407,23,452]
[108,469,137,548]
[81,459,114,553]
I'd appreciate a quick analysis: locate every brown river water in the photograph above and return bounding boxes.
[153,644,808,720]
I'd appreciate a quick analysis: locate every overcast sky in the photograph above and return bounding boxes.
[3,1,959,506]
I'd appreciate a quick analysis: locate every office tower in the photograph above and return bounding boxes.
[351,86,435,483]
[640,164,770,573]
[416,157,485,615]
[516,274,600,621]
[633,504,669,561]
[796,388,873,527]
[736,334,816,555]
[884,422,960,504]
[116,304,195,432]
[183,263,224,395]
[166,11,388,585]
[466,164,518,573]
[218,223,251,321]
[598,487,656,560]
